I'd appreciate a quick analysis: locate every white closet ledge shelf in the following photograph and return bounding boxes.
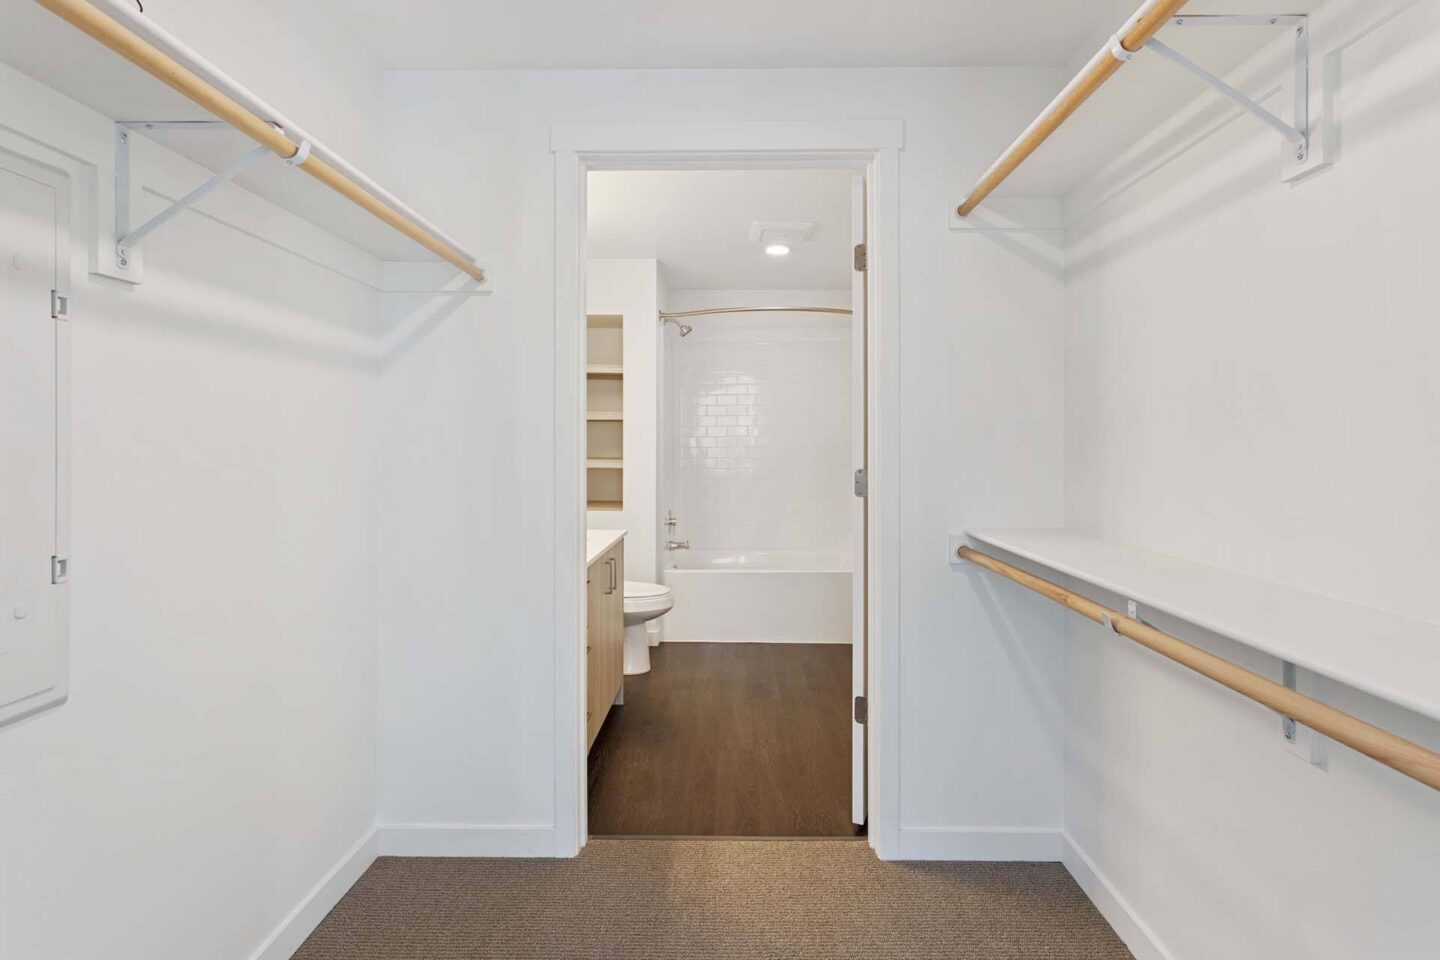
[30,0,488,283]
[963,528,1440,724]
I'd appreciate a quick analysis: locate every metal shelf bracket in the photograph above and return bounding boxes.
[114,120,276,269]
[1149,15,1310,167]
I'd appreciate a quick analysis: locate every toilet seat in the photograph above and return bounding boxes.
[623,580,671,601]
[620,581,674,676]
[623,581,674,620]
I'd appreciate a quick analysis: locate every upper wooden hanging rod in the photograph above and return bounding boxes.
[33,0,486,282]
[956,0,1191,218]
[957,545,1440,793]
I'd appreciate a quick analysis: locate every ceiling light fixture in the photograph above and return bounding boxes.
[765,243,791,257]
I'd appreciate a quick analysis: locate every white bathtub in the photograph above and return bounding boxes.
[661,550,852,644]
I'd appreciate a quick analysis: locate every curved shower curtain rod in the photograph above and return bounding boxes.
[658,306,853,320]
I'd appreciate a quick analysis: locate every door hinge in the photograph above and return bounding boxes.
[50,556,69,584]
[853,695,868,725]
[853,242,867,272]
[853,468,868,498]
[51,290,69,320]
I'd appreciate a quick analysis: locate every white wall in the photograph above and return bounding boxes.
[376,67,1069,856]
[1061,0,1440,955]
[585,259,661,583]
[0,52,382,960]
[664,289,852,570]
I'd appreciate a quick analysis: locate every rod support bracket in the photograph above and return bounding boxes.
[1281,660,1328,768]
[1144,14,1312,173]
[285,139,313,167]
[1106,34,1135,62]
[114,121,274,275]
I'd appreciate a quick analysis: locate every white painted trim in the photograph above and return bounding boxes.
[246,829,378,960]
[866,147,902,861]
[896,827,1063,861]
[1061,832,1176,960]
[551,120,904,154]
[552,121,903,861]
[663,637,853,645]
[553,147,588,858]
[377,824,560,858]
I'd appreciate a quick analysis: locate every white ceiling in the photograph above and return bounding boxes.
[346,1,1121,70]
[588,170,854,290]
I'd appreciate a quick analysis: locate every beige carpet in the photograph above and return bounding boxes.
[294,839,1133,959]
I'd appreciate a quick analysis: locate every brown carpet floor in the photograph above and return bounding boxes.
[294,839,1133,960]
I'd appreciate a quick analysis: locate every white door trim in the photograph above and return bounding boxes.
[552,120,903,859]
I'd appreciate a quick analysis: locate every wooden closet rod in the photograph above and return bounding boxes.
[956,0,1190,217]
[33,0,486,282]
[957,546,1440,793]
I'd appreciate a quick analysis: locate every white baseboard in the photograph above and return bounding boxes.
[663,637,852,645]
[1061,832,1174,960]
[896,826,1062,861]
[247,829,378,960]
[377,823,559,857]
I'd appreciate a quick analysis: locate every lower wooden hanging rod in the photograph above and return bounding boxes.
[957,545,1440,793]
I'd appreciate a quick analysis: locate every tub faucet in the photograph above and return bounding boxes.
[664,540,690,551]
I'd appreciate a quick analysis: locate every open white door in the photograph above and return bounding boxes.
[850,173,868,826]
[0,161,67,728]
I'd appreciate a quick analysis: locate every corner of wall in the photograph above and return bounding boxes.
[1060,833,1174,960]
[246,829,379,960]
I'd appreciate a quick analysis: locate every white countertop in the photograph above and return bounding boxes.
[966,528,1440,723]
[586,529,625,567]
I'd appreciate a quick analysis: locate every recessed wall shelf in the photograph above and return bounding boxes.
[959,528,1440,724]
[586,313,623,510]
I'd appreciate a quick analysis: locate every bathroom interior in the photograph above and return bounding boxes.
[582,167,864,838]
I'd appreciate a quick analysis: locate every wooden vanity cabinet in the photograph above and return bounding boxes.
[586,539,624,749]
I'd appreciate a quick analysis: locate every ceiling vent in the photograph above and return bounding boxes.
[748,221,817,246]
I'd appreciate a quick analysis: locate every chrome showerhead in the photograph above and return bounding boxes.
[661,316,695,337]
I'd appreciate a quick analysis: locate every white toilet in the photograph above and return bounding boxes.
[622,581,673,675]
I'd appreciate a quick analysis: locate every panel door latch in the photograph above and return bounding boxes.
[50,556,69,584]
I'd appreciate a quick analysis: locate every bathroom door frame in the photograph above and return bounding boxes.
[552,120,903,859]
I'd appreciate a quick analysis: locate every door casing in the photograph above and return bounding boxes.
[551,121,903,859]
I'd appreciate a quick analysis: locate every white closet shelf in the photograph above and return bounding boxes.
[965,528,1440,723]
[586,458,623,470]
[586,411,623,421]
[17,0,486,272]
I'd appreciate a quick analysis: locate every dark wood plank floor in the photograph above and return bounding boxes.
[587,642,862,838]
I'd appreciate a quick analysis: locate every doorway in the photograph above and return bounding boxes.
[585,168,862,838]
[552,123,899,857]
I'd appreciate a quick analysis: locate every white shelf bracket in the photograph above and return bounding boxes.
[1148,14,1310,169]
[114,121,274,272]
[1281,660,1328,768]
